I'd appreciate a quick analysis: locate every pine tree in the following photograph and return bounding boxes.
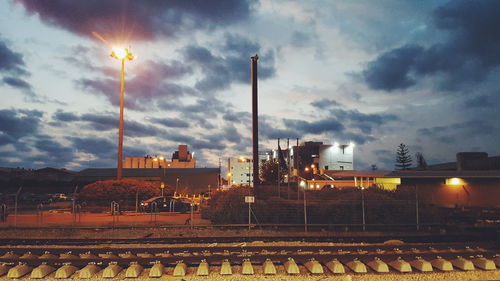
[395,143,412,170]
[260,160,287,184]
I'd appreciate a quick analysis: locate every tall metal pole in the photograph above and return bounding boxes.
[117,59,125,180]
[251,55,259,191]
[287,138,290,200]
[277,138,280,198]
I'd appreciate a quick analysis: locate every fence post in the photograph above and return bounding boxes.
[248,201,251,230]
[150,202,158,224]
[36,203,43,225]
[73,204,81,224]
[14,186,22,227]
[135,189,139,214]
[72,186,78,214]
[190,200,194,229]
[0,204,6,222]
[111,201,120,227]
[415,184,419,231]
[303,187,307,233]
[361,187,366,231]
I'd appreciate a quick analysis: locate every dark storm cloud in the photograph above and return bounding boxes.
[310,99,340,109]
[259,116,301,140]
[77,60,195,110]
[52,109,79,122]
[126,120,165,137]
[2,76,32,91]
[151,117,189,128]
[223,111,242,123]
[223,110,251,124]
[417,120,495,143]
[182,34,276,92]
[80,113,117,131]
[463,95,494,108]
[222,125,241,144]
[158,97,228,130]
[363,0,500,91]
[0,38,27,76]
[0,109,42,144]
[0,37,35,98]
[339,132,375,145]
[16,0,255,41]
[363,45,423,91]
[283,118,344,135]
[32,136,74,166]
[76,112,164,137]
[191,139,226,150]
[68,136,115,155]
[167,133,192,144]
[123,145,148,158]
[330,109,399,134]
[262,107,397,145]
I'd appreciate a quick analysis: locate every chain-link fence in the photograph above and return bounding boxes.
[0,186,497,229]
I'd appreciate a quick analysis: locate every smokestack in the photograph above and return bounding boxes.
[251,54,259,188]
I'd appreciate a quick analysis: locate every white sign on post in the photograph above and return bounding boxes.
[245,196,255,203]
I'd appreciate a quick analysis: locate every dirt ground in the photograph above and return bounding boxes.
[1,210,210,228]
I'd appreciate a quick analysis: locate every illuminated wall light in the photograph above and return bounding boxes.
[445,178,465,186]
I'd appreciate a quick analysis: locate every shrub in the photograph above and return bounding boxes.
[79,179,166,206]
[203,185,447,225]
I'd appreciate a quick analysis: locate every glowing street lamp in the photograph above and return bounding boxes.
[110,47,134,180]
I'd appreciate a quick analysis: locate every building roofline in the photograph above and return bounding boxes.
[324,170,500,178]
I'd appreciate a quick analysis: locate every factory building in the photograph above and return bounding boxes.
[123,144,196,169]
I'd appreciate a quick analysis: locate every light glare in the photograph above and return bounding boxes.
[113,47,128,59]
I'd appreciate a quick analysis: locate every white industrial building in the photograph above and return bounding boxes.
[227,152,271,187]
[272,141,354,175]
[318,142,354,171]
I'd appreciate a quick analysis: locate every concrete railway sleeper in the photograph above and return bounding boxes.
[0,244,497,278]
[0,255,497,278]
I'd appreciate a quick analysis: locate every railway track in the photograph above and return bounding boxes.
[0,231,494,245]
[0,242,498,278]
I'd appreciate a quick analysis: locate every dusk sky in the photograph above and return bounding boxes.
[1,0,499,171]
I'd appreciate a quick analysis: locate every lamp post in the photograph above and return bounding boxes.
[110,47,134,180]
[176,178,180,195]
[299,180,307,232]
